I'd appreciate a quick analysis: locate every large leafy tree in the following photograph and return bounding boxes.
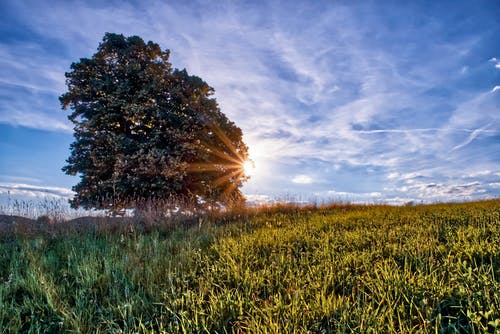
[61,33,248,211]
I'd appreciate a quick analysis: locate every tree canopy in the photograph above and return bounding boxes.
[61,33,249,211]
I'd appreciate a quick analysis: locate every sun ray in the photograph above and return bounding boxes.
[212,168,244,188]
[185,122,250,200]
[221,171,243,198]
[210,123,245,161]
[202,145,243,165]
[187,162,241,172]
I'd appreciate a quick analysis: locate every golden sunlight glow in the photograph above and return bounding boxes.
[243,160,256,177]
[186,123,252,199]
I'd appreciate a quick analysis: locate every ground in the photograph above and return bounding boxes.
[0,201,499,333]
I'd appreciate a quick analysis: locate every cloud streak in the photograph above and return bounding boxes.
[0,183,74,199]
[450,124,492,151]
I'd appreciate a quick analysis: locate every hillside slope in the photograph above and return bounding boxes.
[0,201,499,333]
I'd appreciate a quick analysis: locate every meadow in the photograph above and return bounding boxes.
[0,200,498,333]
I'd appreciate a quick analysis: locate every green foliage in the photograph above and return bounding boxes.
[0,201,499,333]
[61,33,248,211]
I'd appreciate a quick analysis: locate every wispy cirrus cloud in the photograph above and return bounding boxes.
[0,107,72,132]
[0,40,71,131]
[450,124,493,151]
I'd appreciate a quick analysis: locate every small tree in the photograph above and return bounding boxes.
[61,33,249,212]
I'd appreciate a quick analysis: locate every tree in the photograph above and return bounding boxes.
[61,33,249,212]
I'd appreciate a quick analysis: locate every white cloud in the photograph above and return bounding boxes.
[0,175,42,183]
[0,43,67,94]
[0,183,74,199]
[0,183,104,218]
[0,109,72,132]
[292,175,314,184]
[0,41,72,132]
[450,124,491,151]
[488,57,500,69]
[244,194,275,205]
[383,197,421,205]
[466,170,492,178]
[492,85,500,92]
[402,181,486,199]
[387,172,424,180]
[325,190,383,202]
[387,172,400,180]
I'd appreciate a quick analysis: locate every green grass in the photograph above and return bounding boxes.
[0,201,499,333]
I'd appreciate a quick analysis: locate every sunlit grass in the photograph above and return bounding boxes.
[0,200,498,332]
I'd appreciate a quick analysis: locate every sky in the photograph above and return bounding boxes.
[0,0,499,209]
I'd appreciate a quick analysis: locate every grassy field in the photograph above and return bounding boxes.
[0,200,499,333]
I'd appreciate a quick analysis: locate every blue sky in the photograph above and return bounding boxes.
[0,0,499,208]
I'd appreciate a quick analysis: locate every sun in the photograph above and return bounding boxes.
[186,123,260,199]
[242,160,256,177]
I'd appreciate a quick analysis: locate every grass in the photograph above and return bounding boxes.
[0,200,498,333]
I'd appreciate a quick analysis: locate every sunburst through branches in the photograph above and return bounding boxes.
[187,123,251,201]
